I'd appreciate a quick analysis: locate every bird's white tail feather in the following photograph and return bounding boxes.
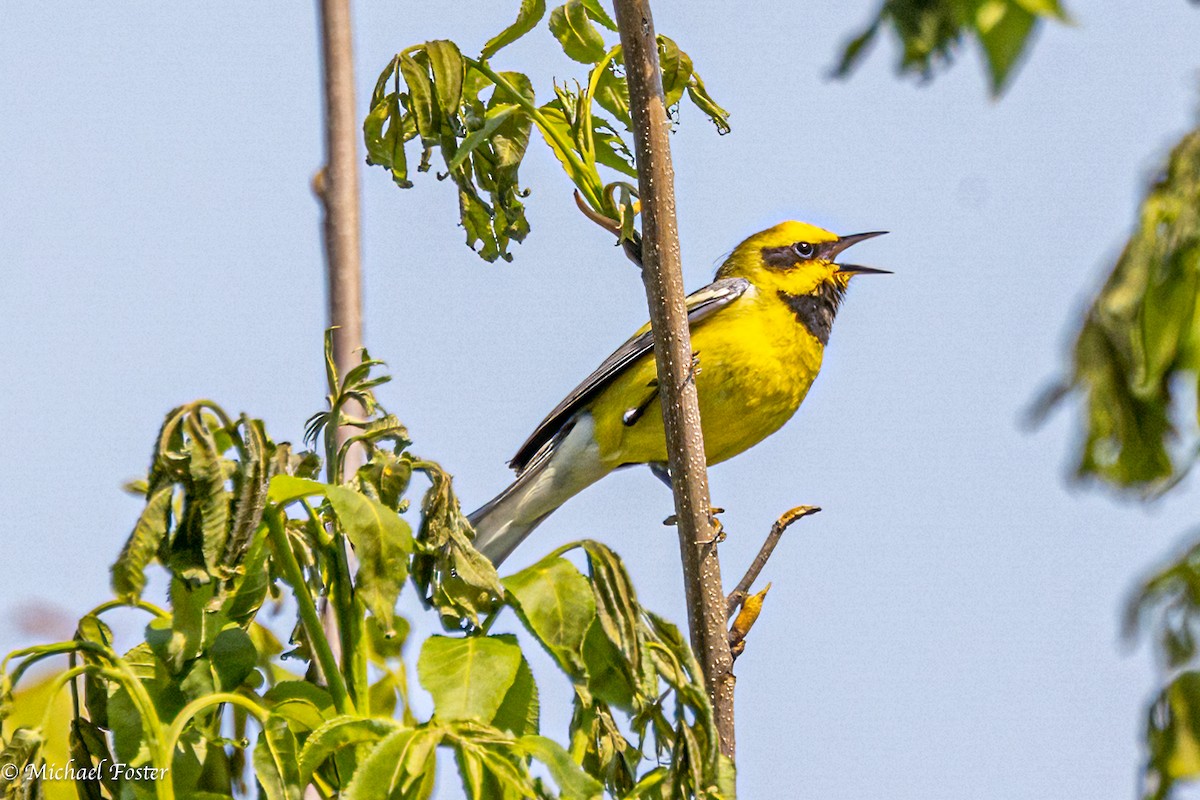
[469,414,609,566]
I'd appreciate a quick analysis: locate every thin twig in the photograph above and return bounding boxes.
[613,0,736,763]
[726,505,821,617]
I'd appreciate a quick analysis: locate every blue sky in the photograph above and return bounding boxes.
[3,2,1200,798]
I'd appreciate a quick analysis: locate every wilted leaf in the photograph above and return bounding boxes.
[112,484,173,601]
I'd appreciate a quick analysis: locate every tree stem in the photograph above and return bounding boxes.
[316,0,370,714]
[612,0,736,763]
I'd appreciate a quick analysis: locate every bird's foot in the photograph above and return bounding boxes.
[662,506,726,545]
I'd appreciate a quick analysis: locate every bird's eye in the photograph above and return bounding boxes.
[792,241,816,259]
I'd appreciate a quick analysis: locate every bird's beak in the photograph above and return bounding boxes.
[830,230,890,275]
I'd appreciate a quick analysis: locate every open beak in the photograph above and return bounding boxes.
[830,230,890,275]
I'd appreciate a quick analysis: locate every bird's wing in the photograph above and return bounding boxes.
[508,277,751,473]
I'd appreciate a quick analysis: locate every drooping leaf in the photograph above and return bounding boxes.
[657,36,693,108]
[326,485,414,635]
[425,40,464,120]
[111,484,172,601]
[410,459,504,627]
[481,0,548,60]
[297,716,403,785]
[400,51,438,143]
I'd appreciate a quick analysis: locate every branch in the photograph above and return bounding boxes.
[612,0,736,763]
[316,0,369,715]
[726,505,821,617]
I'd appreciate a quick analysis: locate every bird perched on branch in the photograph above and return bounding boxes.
[469,220,888,564]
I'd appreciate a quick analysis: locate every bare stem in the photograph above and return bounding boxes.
[726,505,821,617]
[612,0,736,763]
[316,0,369,714]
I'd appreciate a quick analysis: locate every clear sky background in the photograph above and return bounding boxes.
[4,2,1200,798]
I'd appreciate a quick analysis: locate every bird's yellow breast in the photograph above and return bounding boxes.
[588,286,825,468]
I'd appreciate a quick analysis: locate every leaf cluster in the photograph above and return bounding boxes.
[832,0,1069,96]
[1035,128,1200,491]
[363,0,728,262]
[0,333,730,800]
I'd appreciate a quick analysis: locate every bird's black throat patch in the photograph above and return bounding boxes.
[778,282,846,346]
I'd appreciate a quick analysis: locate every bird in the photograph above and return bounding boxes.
[468,220,888,565]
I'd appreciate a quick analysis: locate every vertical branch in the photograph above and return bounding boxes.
[317,0,363,377]
[315,0,369,713]
[612,0,736,762]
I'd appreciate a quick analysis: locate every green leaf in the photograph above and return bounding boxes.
[418,635,523,723]
[209,624,258,691]
[448,104,521,171]
[1037,126,1200,489]
[343,726,441,800]
[253,715,302,800]
[973,2,1036,96]
[0,729,42,793]
[520,736,604,800]
[112,484,173,601]
[411,459,505,626]
[180,412,231,578]
[593,56,631,129]
[481,0,547,60]
[425,40,464,121]
[580,0,617,31]
[549,0,607,64]
[592,117,637,177]
[492,655,539,737]
[263,681,335,733]
[400,52,437,143]
[685,71,730,135]
[298,716,402,785]
[268,475,329,505]
[326,485,414,635]
[503,555,595,675]
[657,36,693,108]
[1146,671,1200,795]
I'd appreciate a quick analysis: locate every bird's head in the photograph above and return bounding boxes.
[716,220,889,297]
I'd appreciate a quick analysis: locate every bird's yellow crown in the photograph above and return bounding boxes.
[716,220,847,296]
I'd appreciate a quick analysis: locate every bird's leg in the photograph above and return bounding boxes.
[679,350,702,390]
[662,504,726,544]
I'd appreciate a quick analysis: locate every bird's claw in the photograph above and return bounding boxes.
[663,506,726,545]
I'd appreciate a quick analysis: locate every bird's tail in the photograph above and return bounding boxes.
[468,415,609,566]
